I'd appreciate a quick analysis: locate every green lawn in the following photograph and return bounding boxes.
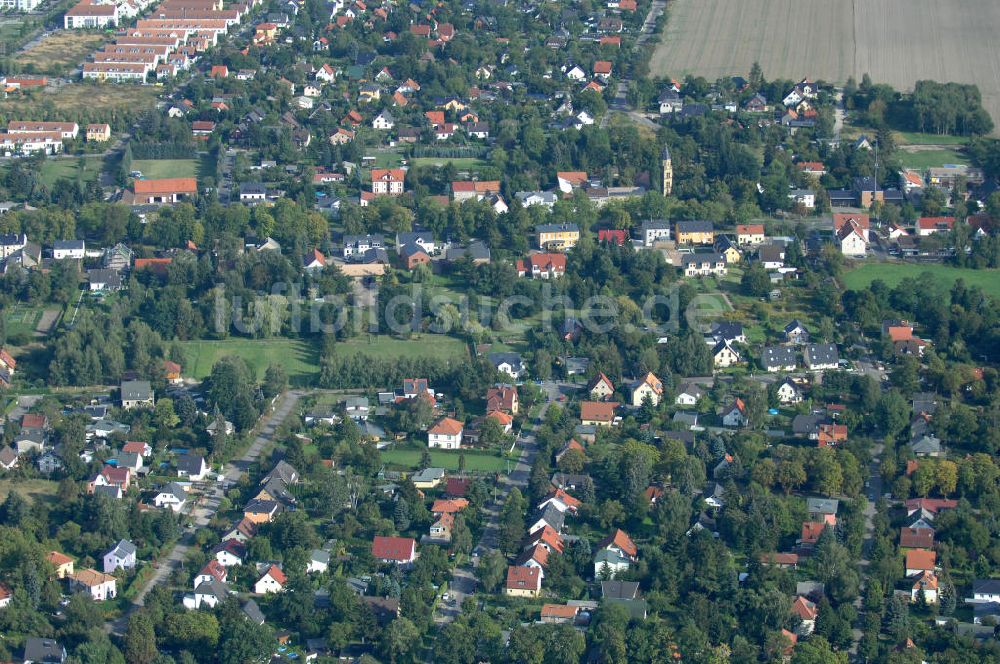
[899,149,968,170]
[36,158,101,187]
[381,446,508,472]
[327,334,469,362]
[892,131,969,146]
[843,263,1000,300]
[0,479,59,504]
[177,338,320,381]
[410,157,486,171]
[131,158,204,180]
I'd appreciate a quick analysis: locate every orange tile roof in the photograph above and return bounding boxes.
[905,548,936,571]
[580,401,617,422]
[505,565,541,590]
[791,596,817,620]
[46,551,74,566]
[430,498,469,513]
[598,528,637,557]
[541,603,578,618]
[429,417,464,436]
[133,177,197,194]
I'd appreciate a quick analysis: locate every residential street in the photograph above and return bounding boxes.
[435,381,579,623]
[104,390,303,636]
[849,442,885,656]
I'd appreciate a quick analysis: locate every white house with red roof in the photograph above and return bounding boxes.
[372,536,417,565]
[254,565,287,594]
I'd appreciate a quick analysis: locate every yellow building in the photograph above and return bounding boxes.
[537,223,580,250]
[504,566,541,598]
[86,123,111,142]
[675,220,715,245]
[46,551,75,579]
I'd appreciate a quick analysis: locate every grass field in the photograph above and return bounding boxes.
[0,83,158,120]
[0,479,58,504]
[327,334,469,362]
[178,339,320,381]
[899,148,969,170]
[893,132,970,146]
[36,157,102,187]
[843,263,1000,299]
[410,157,486,171]
[18,31,105,75]
[651,0,1000,131]
[381,446,508,472]
[131,158,203,180]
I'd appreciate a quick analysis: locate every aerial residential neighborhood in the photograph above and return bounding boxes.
[0,0,997,659]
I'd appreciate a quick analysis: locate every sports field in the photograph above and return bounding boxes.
[843,263,1000,299]
[898,149,969,171]
[651,0,1000,130]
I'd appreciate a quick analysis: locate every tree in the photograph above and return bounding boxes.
[124,612,157,664]
[790,637,848,664]
[263,363,288,399]
[380,617,419,664]
[741,264,770,297]
[884,594,910,641]
[154,398,180,429]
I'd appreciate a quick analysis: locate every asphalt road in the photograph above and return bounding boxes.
[104,390,303,635]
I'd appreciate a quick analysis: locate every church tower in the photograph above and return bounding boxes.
[661,146,673,196]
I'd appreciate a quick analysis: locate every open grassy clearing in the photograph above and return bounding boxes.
[131,158,203,180]
[0,479,59,504]
[381,446,508,472]
[326,334,469,362]
[409,157,486,171]
[899,148,969,170]
[843,263,1000,299]
[651,0,1000,132]
[178,338,320,381]
[0,83,158,119]
[892,131,969,146]
[34,157,102,187]
[18,31,105,75]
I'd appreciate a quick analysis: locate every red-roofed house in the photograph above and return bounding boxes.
[593,61,612,79]
[504,566,541,597]
[598,229,628,245]
[736,224,765,246]
[517,253,566,279]
[905,549,936,577]
[371,168,405,195]
[580,401,618,427]
[817,423,847,447]
[899,527,934,550]
[791,596,818,635]
[430,498,469,514]
[428,417,464,449]
[800,521,826,545]
[597,528,637,560]
[486,385,519,414]
[372,536,417,564]
[541,603,579,623]
[916,216,955,236]
[759,552,799,569]
[538,488,582,513]
[588,372,615,400]
[254,564,287,594]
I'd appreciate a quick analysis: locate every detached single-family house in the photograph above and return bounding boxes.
[103,540,136,573]
[721,398,747,428]
[176,454,209,481]
[580,401,618,427]
[120,380,154,410]
[905,549,937,577]
[791,596,817,635]
[70,569,117,601]
[154,482,187,512]
[674,382,704,406]
[428,417,464,449]
[372,536,417,565]
[629,372,663,407]
[712,340,741,368]
[254,565,287,594]
[588,373,615,400]
[504,566,541,598]
[487,352,525,379]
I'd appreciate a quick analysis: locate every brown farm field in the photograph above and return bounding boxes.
[18,31,106,76]
[0,82,158,119]
[651,0,1000,130]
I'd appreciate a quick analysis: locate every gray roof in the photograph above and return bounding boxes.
[681,252,724,266]
[672,411,699,426]
[532,504,565,532]
[708,321,744,343]
[242,599,265,624]
[806,497,839,515]
[397,230,434,247]
[108,539,136,558]
[88,268,121,288]
[487,352,523,372]
[601,580,639,599]
[675,220,713,233]
[121,380,153,401]
[263,460,298,485]
[160,482,186,502]
[343,396,369,409]
[762,346,797,368]
[311,549,331,564]
[912,392,939,415]
[93,485,122,498]
[0,447,17,466]
[910,435,941,454]
[784,320,808,335]
[23,638,65,663]
[640,219,671,232]
[791,414,823,435]
[757,244,785,263]
[117,451,141,468]
[176,453,206,475]
[535,222,577,234]
[446,240,491,261]
[53,239,84,250]
[195,577,230,600]
[973,579,1000,595]
[411,467,446,483]
[239,182,267,195]
[804,343,839,366]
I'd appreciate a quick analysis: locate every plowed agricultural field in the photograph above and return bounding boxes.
[651,0,1000,129]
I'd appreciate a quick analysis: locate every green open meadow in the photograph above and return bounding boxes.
[0,479,58,504]
[131,158,205,180]
[326,334,469,362]
[843,262,1000,299]
[410,157,486,171]
[3,304,44,339]
[899,148,968,170]
[381,445,508,472]
[177,339,320,381]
